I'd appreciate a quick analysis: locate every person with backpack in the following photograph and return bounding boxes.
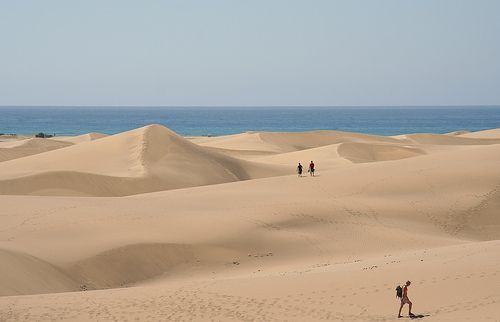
[397,281,414,318]
[309,161,315,176]
[297,163,303,177]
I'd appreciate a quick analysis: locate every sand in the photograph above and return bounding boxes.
[0,133,106,163]
[0,125,288,196]
[47,132,108,144]
[0,138,74,163]
[0,125,499,321]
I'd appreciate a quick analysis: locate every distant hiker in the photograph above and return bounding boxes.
[397,280,414,318]
[297,163,303,177]
[309,161,315,176]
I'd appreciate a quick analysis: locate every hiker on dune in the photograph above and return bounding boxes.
[309,161,315,176]
[397,280,414,318]
[297,162,303,177]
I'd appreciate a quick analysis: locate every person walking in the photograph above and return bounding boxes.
[398,281,414,318]
[297,163,303,177]
[309,161,315,176]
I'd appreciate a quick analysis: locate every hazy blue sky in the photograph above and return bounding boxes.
[1,0,499,106]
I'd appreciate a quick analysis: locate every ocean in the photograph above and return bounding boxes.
[1,106,499,137]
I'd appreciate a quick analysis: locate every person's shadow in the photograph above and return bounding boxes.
[410,314,430,319]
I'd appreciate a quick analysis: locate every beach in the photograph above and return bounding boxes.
[0,125,499,321]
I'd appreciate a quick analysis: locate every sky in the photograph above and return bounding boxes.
[0,0,499,106]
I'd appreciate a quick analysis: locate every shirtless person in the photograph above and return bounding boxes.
[398,280,414,318]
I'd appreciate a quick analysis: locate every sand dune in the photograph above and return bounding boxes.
[257,130,403,151]
[49,132,108,144]
[402,133,500,145]
[254,143,350,169]
[1,241,498,321]
[68,243,199,290]
[0,126,499,321]
[193,130,402,154]
[337,142,426,163]
[0,249,78,296]
[0,132,108,163]
[189,132,283,153]
[194,130,500,166]
[194,130,432,168]
[0,125,288,196]
[459,128,500,139]
[0,138,73,162]
[445,130,470,135]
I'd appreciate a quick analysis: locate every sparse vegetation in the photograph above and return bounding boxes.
[35,132,54,138]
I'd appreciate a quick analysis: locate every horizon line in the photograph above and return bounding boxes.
[1,104,500,108]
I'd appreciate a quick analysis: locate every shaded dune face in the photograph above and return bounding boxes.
[67,243,199,290]
[66,243,237,291]
[0,249,78,296]
[1,244,225,295]
[337,142,426,163]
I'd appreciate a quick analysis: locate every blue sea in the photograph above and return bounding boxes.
[1,106,499,137]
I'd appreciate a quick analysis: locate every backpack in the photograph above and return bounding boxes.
[395,285,403,299]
